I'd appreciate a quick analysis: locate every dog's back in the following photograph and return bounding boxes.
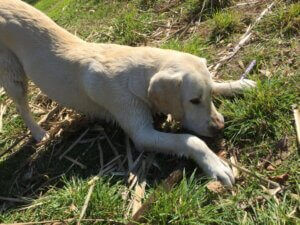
[0,0,79,42]
[0,0,109,119]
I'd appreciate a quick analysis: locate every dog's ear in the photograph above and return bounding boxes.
[148,71,183,120]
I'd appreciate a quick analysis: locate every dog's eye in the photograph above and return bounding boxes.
[190,98,201,105]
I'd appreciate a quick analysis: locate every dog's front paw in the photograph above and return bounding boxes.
[31,128,49,142]
[240,79,257,89]
[200,153,235,187]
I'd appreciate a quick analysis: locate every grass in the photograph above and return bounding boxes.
[211,10,240,42]
[162,36,212,61]
[182,0,233,22]
[0,177,126,224]
[1,0,299,224]
[261,2,300,37]
[221,76,298,144]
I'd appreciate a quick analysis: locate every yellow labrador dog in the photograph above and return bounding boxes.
[0,0,256,187]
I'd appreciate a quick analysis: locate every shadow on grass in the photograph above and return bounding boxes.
[0,117,204,212]
[0,118,124,210]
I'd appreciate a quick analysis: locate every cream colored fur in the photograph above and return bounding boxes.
[0,0,256,187]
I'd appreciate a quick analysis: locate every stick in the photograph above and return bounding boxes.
[213,1,276,76]
[230,154,239,178]
[63,156,87,169]
[59,128,89,160]
[240,60,256,80]
[0,134,29,158]
[77,181,96,225]
[97,139,104,169]
[0,218,123,225]
[131,163,146,216]
[37,105,59,125]
[0,104,7,133]
[15,202,44,212]
[292,105,300,146]
[178,0,207,39]
[0,196,30,203]
[0,87,4,96]
[126,136,134,170]
[223,158,280,188]
[77,154,124,224]
[102,130,124,170]
[236,1,260,7]
[125,137,147,219]
[127,169,183,225]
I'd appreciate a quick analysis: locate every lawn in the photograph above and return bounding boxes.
[0,0,299,224]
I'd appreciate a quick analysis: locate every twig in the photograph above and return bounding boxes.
[292,105,300,146]
[213,1,276,76]
[102,129,125,170]
[77,180,97,225]
[63,156,87,169]
[229,1,260,9]
[0,196,30,203]
[240,60,256,79]
[127,169,183,225]
[2,105,62,157]
[59,128,89,160]
[0,104,7,133]
[230,153,239,178]
[131,161,146,216]
[97,139,104,169]
[178,0,207,39]
[0,87,4,96]
[223,158,280,188]
[0,218,123,225]
[37,105,59,125]
[125,138,155,219]
[95,154,122,178]
[126,136,134,170]
[0,134,29,158]
[77,153,124,224]
[15,202,44,211]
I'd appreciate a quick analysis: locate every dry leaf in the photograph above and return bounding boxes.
[230,155,239,178]
[259,69,271,77]
[261,185,282,196]
[266,164,276,171]
[270,173,289,184]
[69,203,78,212]
[273,159,282,166]
[217,150,227,159]
[276,136,288,151]
[238,60,245,69]
[206,181,225,193]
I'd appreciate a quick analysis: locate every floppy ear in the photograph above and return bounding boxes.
[148,71,184,120]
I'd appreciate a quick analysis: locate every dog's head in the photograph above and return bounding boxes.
[147,56,224,137]
[129,54,224,137]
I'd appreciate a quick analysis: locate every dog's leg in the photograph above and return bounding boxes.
[212,79,257,96]
[107,97,234,187]
[0,47,47,142]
